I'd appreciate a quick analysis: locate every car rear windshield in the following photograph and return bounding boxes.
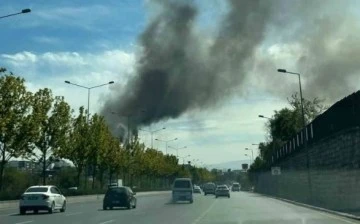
[26,187,48,193]
[218,186,227,190]
[107,187,126,195]
[204,184,215,188]
[174,180,191,188]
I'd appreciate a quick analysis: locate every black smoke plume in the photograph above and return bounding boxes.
[102,0,360,136]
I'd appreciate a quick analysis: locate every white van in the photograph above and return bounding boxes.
[172,178,193,203]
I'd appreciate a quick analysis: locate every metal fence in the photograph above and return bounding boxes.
[272,90,360,163]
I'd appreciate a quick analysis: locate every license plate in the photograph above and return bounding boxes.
[28,196,37,200]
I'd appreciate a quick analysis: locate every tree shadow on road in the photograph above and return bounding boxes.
[11,211,55,216]
[165,200,193,205]
[98,208,129,211]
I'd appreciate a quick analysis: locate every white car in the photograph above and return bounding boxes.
[19,185,66,214]
[215,185,230,198]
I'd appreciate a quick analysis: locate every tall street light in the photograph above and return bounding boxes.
[277,68,312,202]
[65,80,114,123]
[0,8,31,20]
[277,69,306,128]
[168,145,187,157]
[244,154,251,166]
[258,115,271,119]
[139,127,166,149]
[155,138,178,154]
[258,114,276,164]
[245,148,254,162]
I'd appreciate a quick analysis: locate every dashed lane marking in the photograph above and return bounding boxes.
[99,220,115,224]
[15,221,33,224]
[192,200,217,224]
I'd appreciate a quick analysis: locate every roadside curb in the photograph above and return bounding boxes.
[262,193,360,221]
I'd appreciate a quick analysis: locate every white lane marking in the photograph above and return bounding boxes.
[192,200,217,224]
[0,212,17,217]
[99,220,115,224]
[274,198,358,224]
[65,211,83,216]
[318,212,359,224]
[15,221,33,224]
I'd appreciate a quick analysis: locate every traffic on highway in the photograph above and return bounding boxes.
[2,187,360,224]
[2,0,360,223]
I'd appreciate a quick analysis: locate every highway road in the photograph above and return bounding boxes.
[1,191,359,224]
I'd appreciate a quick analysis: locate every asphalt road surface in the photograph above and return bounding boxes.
[1,192,359,224]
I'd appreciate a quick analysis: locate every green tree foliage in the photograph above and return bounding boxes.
[88,114,110,189]
[56,107,89,187]
[31,90,72,185]
[0,69,35,190]
[0,68,215,196]
[250,94,328,172]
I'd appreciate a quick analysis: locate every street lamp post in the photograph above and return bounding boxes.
[258,115,271,119]
[65,80,114,123]
[65,80,114,190]
[258,114,276,165]
[168,145,187,157]
[277,68,312,202]
[0,8,31,20]
[277,69,306,128]
[155,138,178,154]
[244,154,251,166]
[245,148,254,163]
[139,127,166,149]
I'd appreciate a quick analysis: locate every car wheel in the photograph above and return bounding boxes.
[20,208,26,215]
[103,204,107,210]
[60,201,66,212]
[215,195,218,198]
[48,202,55,214]
[133,199,137,209]
[228,195,230,198]
[110,206,113,210]
[204,193,207,196]
[34,209,38,214]
[127,201,132,209]
[190,199,193,204]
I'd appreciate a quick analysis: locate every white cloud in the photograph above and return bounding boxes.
[1,49,136,115]
[2,51,38,64]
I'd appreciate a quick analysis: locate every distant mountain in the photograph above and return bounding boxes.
[208,160,250,171]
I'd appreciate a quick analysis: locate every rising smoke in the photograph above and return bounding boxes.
[102,0,360,135]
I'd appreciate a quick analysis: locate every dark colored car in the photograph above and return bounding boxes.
[103,186,137,210]
[231,183,240,192]
[203,182,216,195]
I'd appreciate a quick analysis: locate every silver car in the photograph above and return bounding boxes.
[215,185,230,198]
[19,185,66,214]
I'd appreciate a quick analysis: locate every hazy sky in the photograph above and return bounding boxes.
[1,0,359,166]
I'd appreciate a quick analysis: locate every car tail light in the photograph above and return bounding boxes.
[42,195,49,200]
